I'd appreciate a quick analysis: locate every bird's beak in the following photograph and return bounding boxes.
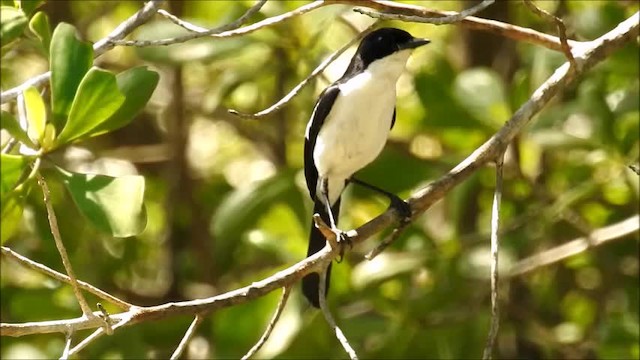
[399,38,431,50]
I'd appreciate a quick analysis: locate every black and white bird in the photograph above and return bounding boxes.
[302,28,430,307]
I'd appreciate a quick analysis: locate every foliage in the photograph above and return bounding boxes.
[1,1,638,359]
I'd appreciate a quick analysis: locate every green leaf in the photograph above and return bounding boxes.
[1,6,27,47]
[453,68,511,129]
[90,66,159,136]
[1,153,27,199]
[28,11,50,52]
[50,23,93,130]
[56,67,125,145]
[17,0,42,16]
[1,110,35,148]
[1,193,24,244]
[23,86,46,145]
[59,169,147,237]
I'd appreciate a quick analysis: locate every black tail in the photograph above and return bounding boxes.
[302,198,340,308]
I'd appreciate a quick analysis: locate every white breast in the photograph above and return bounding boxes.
[313,50,411,203]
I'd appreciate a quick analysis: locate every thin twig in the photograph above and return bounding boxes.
[509,215,639,277]
[160,0,266,36]
[0,0,164,104]
[36,174,95,319]
[68,312,135,356]
[523,0,577,69]
[0,246,133,310]
[365,219,411,260]
[112,1,322,47]
[319,267,358,360]
[60,327,73,360]
[170,315,204,360]
[354,0,494,25]
[482,155,504,360]
[229,23,377,119]
[242,286,292,360]
[158,9,208,33]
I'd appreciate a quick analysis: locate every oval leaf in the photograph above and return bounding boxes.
[59,169,147,237]
[56,67,125,145]
[0,6,27,47]
[50,23,93,130]
[28,11,51,52]
[23,86,46,144]
[1,110,35,148]
[90,66,159,136]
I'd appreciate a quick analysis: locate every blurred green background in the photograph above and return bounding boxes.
[1,0,638,359]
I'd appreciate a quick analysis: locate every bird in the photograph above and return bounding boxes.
[302,27,430,307]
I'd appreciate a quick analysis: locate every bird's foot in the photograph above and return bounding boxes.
[389,195,412,224]
[333,229,352,263]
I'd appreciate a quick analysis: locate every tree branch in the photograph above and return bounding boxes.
[354,0,495,25]
[509,215,640,277]
[242,286,292,360]
[0,246,132,310]
[170,315,203,360]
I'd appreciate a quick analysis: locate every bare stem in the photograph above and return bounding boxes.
[319,267,358,360]
[170,315,204,360]
[482,155,504,360]
[242,286,292,360]
[229,23,378,119]
[36,174,95,318]
[1,246,132,310]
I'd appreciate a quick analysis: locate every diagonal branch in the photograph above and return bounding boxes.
[509,215,640,277]
[0,246,132,310]
[523,0,577,69]
[228,23,378,119]
[242,286,292,360]
[37,174,94,319]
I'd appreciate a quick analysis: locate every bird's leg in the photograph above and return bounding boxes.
[320,178,350,261]
[349,177,412,222]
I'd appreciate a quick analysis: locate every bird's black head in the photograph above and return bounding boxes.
[344,27,430,75]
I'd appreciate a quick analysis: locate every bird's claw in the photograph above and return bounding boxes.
[389,196,412,223]
[334,230,351,263]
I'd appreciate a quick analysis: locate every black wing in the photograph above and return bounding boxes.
[304,85,340,201]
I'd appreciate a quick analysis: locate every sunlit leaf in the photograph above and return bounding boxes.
[89,66,159,136]
[59,169,147,237]
[50,22,93,130]
[23,86,46,145]
[0,6,27,47]
[28,11,50,52]
[56,67,125,145]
